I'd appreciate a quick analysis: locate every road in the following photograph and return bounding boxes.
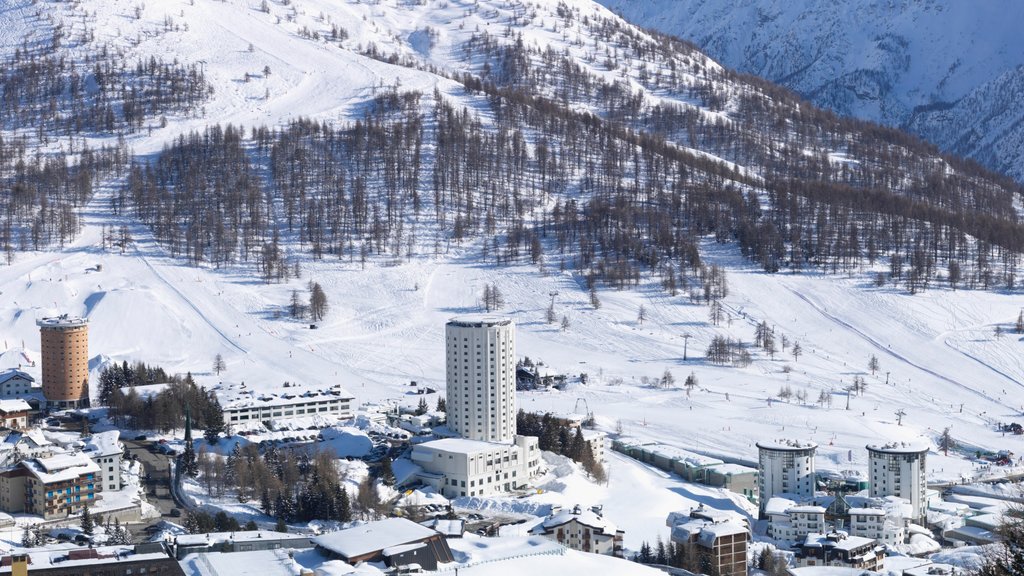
[122,439,180,539]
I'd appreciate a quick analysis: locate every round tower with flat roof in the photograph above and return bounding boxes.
[445,315,516,443]
[37,315,90,409]
[867,440,929,523]
[756,439,817,516]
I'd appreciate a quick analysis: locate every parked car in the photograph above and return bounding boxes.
[170,508,182,518]
[134,435,148,441]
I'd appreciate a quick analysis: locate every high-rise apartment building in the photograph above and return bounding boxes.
[867,441,928,523]
[756,439,817,516]
[445,315,516,443]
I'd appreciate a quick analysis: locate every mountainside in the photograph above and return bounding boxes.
[0,0,1023,551]
[597,0,1024,181]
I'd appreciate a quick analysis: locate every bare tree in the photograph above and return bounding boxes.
[213,354,226,376]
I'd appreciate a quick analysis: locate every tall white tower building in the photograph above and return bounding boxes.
[445,315,517,443]
[756,439,817,516]
[867,440,929,522]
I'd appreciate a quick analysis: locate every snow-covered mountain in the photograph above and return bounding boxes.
[1,0,1023,552]
[598,0,1024,180]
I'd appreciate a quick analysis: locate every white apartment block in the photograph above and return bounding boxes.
[765,501,827,541]
[848,507,906,547]
[213,383,354,426]
[411,436,540,499]
[0,370,36,399]
[867,441,928,523]
[582,429,606,463]
[83,430,123,492]
[756,439,817,515]
[445,316,516,443]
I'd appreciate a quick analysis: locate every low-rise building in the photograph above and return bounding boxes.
[0,370,36,399]
[312,518,453,571]
[411,435,541,498]
[83,431,122,492]
[0,400,31,430]
[793,532,884,571]
[531,505,624,557]
[612,438,755,498]
[582,429,606,463]
[765,499,827,541]
[0,544,183,576]
[172,531,313,559]
[212,382,355,426]
[0,453,100,519]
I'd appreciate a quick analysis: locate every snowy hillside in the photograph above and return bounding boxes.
[0,0,1022,547]
[598,0,1024,180]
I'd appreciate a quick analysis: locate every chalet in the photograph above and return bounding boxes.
[0,400,31,431]
[531,505,624,557]
[0,370,36,399]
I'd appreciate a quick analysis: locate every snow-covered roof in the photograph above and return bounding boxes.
[313,518,439,559]
[447,315,512,327]
[24,453,99,483]
[36,314,88,327]
[697,522,748,547]
[0,399,31,413]
[83,430,121,458]
[534,507,617,535]
[848,507,885,516]
[414,437,511,455]
[420,518,464,536]
[903,563,961,576]
[789,505,826,514]
[0,546,168,574]
[175,530,311,547]
[802,532,876,552]
[866,439,930,454]
[581,429,606,442]
[707,462,756,476]
[757,439,817,451]
[211,382,354,411]
[382,542,426,556]
[645,444,723,467]
[764,497,798,516]
[0,370,33,384]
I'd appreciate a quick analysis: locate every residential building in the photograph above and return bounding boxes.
[0,370,36,399]
[37,315,90,409]
[82,430,123,492]
[0,453,99,519]
[172,531,313,559]
[411,436,541,498]
[612,438,756,498]
[312,518,453,571]
[0,400,30,430]
[793,532,884,571]
[212,382,354,426]
[445,316,516,443]
[0,544,183,575]
[582,429,606,463]
[757,439,817,516]
[765,499,827,541]
[531,505,624,557]
[671,519,748,576]
[867,441,929,523]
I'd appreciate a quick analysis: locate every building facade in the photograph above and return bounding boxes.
[0,400,31,430]
[793,532,884,571]
[756,439,817,516]
[0,370,36,399]
[445,316,516,443]
[867,441,928,523]
[213,383,354,426]
[531,505,624,557]
[37,316,90,409]
[411,436,541,498]
[83,431,122,492]
[0,453,100,519]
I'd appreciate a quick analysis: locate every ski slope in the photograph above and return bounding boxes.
[0,0,1023,554]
